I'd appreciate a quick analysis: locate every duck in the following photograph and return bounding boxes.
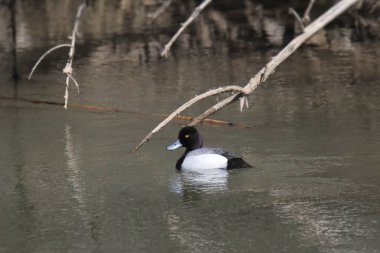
[166,126,252,171]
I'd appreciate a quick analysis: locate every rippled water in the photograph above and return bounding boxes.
[1,1,380,253]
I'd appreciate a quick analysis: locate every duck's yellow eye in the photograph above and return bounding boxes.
[185,134,189,138]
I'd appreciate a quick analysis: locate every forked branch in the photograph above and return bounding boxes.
[28,1,87,109]
[135,0,360,151]
[289,7,306,32]
[289,0,317,32]
[189,0,359,126]
[135,86,247,150]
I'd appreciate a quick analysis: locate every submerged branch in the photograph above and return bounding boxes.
[135,0,360,151]
[0,96,250,129]
[161,0,212,58]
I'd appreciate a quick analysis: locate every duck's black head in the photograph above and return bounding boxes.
[167,126,203,152]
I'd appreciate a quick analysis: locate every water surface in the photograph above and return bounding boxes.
[1,1,380,253]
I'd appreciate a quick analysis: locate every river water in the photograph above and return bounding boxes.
[0,1,380,253]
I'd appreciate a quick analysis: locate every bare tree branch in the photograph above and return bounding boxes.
[28,1,87,109]
[161,0,212,58]
[135,0,360,151]
[135,86,247,151]
[188,0,359,126]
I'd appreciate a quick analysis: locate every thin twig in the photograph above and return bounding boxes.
[147,0,173,20]
[68,74,80,94]
[135,0,360,151]
[289,7,305,32]
[303,0,316,24]
[161,0,212,58]
[28,44,71,79]
[289,0,316,33]
[259,66,267,84]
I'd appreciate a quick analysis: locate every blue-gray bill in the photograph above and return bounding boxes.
[166,139,182,151]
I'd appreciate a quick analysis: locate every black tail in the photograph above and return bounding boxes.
[227,158,252,170]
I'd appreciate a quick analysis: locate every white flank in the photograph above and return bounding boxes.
[182,154,228,171]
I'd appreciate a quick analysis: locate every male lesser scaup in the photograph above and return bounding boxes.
[167,126,252,171]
